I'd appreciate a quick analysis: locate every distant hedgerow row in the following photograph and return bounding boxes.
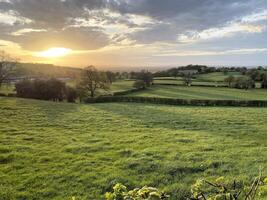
[86,96,267,107]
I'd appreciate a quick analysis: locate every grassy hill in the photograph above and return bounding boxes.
[0,97,266,199]
[128,85,267,100]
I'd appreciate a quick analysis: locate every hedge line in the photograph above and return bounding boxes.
[86,96,267,107]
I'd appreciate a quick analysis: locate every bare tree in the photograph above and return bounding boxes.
[78,66,110,98]
[0,51,18,88]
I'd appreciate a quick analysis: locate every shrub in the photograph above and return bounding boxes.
[104,175,267,200]
[105,183,169,200]
[15,78,77,102]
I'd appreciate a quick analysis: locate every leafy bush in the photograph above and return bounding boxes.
[189,175,267,200]
[104,175,267,200]
[105,183,169,200]
[15,78,77,102]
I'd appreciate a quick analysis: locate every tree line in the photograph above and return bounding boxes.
[224,70,267,89]
[12,65,154,102]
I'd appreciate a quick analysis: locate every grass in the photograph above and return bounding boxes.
[196,72,244,82]
[127,85,267,100]
[0,84,15,95]
[153,79,227,87]
[110,80,135,92]
[0,97,267,199]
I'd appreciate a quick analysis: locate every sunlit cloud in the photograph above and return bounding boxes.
[0,10,32,25]
[67,8,157,45]
[11,28,47,36]
[177,10,267,43]
[241,9,267,23]
[178,23,265,43]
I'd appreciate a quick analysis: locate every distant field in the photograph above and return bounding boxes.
[0,84,15,94]
[196,72,244,82]
[153,79,227,87]
[0,97,266,199]
[110,80,135,92]
[128,85,267,100]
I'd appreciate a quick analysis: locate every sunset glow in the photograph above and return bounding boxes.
[35,48,72,58]
[0,0,267,67]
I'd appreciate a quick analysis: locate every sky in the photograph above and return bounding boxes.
[0,0,267,68]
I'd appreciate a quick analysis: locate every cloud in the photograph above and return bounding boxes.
[11,28,47,36]
[6,27,110,51]
[0,10,32,25]
[177,10,267,43]
[177,23,265,43]
[0,0,267,62]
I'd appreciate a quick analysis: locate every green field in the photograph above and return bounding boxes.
[0,84,15,95]
[128,85,267,100]
[196,72,244,82]
[110,80,135,92]
[0,97,266,199]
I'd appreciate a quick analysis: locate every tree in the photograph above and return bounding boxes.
[246,69,260,81]
[261,74,267,89]
[224,75,235,87]
[135,70,153,87]
[66,86,77,103]
[133,80,146,89]
[79,66,110,98]
[182,73,193,86]
[232,77,255,90]
[106,71,116,84]
[0,51,18,88]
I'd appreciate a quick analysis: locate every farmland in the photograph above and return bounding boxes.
[0,97,266,199]
[196,72,244,82]
[128,85,267,100]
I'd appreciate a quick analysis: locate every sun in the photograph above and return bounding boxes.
[35,47,72,58]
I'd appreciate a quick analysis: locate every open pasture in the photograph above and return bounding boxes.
[0,97,266,199]
[127,85,267,100]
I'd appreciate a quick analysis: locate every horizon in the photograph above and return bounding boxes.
[1,0,267,67]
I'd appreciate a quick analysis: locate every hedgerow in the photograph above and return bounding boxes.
[86,96,267,107]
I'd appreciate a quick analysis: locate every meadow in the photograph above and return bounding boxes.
[128,85,267,100]
[0,84,15,95]
[196,72,244,82]
[0,97,266,199]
